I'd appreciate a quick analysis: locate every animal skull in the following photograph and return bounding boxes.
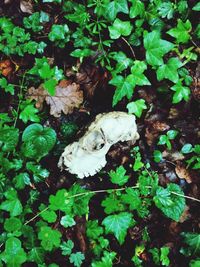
[58,112,139,178]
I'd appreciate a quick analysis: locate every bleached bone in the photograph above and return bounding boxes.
[58,112,139,178]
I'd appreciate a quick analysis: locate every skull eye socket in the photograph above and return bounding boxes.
[83,130,105,151]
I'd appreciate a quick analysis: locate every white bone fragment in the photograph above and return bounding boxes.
[58,112,139,178]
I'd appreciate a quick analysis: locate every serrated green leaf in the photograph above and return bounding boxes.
[60,240,74,256]
[154,183,185,222]
[109,166,129,186]
[69,252,85,267]
[60,215,76,228]
[38,226,61,251]
[0,188,22,217]
[102,212,134,244]
[86,220,104,240]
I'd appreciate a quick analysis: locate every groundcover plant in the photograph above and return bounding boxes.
[0,0,200,266]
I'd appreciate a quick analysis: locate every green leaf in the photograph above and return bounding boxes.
[0,237,27,267]
[0,188,23,216]
[106,0,129,21]
[190,259,200,267]
[0,78,14,95]
[60,240,74,256]
[181,232,200,255]
[43,79,57,96]
[49,189,71,212]
[0,126,19,152]
[158,2,174,19]
[22,123,56,160]
[69,252,85,267]
[181,143,193,154]
[156,57,182,83]
[167,130,178,140]
[86,220,104,240]
[38,226,61,251]
[154,183,185,222]
[153,150,163,163]
[26,162,49,183]
[4,217,22,232]
[110,75,134,106]
[19,102,40,124]
[170,80,190,103]
[127,99,147,118]
[48,24,69,41]
[144,31,174,66]
[109,51,133,74]
[109,166,129,186]
[130,0,145,18]
[160,247,170,266]
[121,188,141,210]
[101,192,125,214]
[60,215,76,228]
[167,19,192,43]
[102,212,134,244]
[193,3,200,11]
[28,247,45,264]
[109,18,132,39]
[39,204,57,223]
[91,251,116,267]
[129,61,151,86]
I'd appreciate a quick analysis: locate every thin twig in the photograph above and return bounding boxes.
[24,185,200,226]
[121,37,136,59]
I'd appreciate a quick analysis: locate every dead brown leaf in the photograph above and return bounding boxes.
[20,0,34,14]
[145,121,170,146]
[0,59,13,77]
[175,163,193,183]
[27,80,83,117]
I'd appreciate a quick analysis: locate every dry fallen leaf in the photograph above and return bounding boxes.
[0,59,13,77]
[27,80,83,117]
[175,163,193,184]
[20,0,34,14]
[145,121,170,146]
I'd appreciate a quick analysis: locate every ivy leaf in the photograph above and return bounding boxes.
[127,99,147,118]
[0,237,27,267]
[167,19,192,43]
[106,0,129,21]
[19,101,40,124]
[156,57,182,83]
[153,183,185,222]
[0,188,23,216]
[69,252,85,267]
[109,51,133,74]
[109,166,129,186]
[130,0,145,18]
[60,240,74,256]
[86,220,104,240]
[144,31,174,66]
[22,123,56,160]
[102,212,134,244]
[193,3,200,11]
[170,80,190,103]
[110,75,134,106]
[60,215,76,228]
[38,226,61,251]
[129,61,151,86]
[43,78,57,96]
[181,232,200,256]
[48,24,69,42]
[109,18,132,39]
[158,2,174,19]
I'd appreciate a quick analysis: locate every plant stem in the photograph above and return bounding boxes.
[121,37,136,59]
